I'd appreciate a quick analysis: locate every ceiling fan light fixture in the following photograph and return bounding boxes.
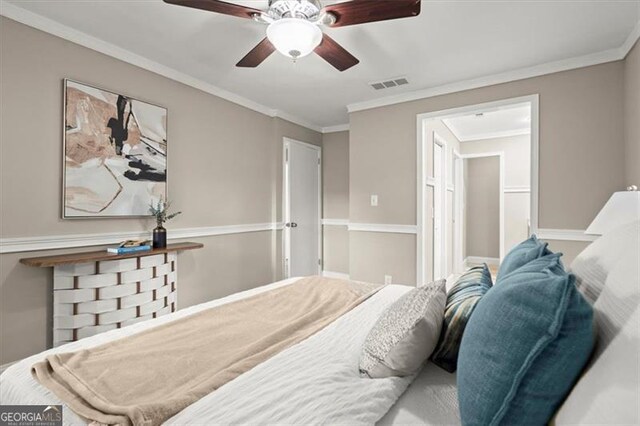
[266,18,322,60]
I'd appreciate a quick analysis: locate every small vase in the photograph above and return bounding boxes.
[153,225,167,249]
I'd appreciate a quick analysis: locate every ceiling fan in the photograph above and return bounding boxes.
[163,0,422,71]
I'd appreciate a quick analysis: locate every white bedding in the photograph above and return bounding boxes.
[1,278,425,425]
[378,362,460,425]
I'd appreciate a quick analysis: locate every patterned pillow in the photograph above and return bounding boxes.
[359,280,446,378]
[431,265,493,373]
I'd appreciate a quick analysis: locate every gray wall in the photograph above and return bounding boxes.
[624,41,639,187]
[321,131,349,275]
[460,135,530,187]
[460,135,531,257]
[0,17,321,364]
[465,157,500,258]
[350,60,628,285]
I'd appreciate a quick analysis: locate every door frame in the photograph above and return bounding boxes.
[282,137,322,278]
[416,94,539,285]
[431,132,448,281]
[452,149,464,274]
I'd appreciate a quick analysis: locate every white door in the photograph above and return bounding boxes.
[433,142,444,280]
[284,139,321,277]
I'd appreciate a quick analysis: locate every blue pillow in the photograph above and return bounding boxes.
[497,235,551,280]
[431,264,493,373]
[457,253,594,425]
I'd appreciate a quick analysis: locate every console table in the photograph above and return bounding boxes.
[21,242,203,346]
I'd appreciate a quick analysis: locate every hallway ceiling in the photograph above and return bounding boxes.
[444,105,531,142]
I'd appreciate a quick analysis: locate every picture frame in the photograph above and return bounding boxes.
[62,79,168,218]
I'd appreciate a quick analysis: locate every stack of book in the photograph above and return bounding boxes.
[107,240,152,254]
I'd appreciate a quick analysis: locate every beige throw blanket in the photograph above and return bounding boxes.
[32,277,381,426]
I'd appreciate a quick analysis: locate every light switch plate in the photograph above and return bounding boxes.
[384,275,392,285]
[370,195,378,207]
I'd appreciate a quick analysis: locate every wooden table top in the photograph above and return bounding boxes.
[20,242,204,267]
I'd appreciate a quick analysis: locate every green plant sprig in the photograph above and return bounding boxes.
[149,199,182,226]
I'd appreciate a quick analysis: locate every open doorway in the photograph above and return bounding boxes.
[417,95,538,285]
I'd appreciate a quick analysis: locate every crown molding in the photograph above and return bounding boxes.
[273,111,323,133]
[0,2,326,133]
[621,18,640,58]
[3,3,637,134]
[322,124,350,133]
[347,28,638,114]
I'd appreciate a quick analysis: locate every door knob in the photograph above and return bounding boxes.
[291,222,298,228]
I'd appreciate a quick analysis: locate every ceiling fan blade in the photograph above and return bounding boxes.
[236,38,276,67]
[314,34,359,72]
[322,0,421,27]
[163,0,262,19]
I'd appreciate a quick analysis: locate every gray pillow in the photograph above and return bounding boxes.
[359,280,447,378]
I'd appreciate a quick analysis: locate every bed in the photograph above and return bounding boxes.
[2,220,638,425]
[0,277,460,425]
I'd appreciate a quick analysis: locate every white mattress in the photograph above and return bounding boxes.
[1,277,460,425]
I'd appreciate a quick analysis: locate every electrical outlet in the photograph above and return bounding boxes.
[384,275,392,285]
[371,194,378,207]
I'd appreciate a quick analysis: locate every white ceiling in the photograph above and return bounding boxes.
[3,0,639,129]
[443,105,531,142]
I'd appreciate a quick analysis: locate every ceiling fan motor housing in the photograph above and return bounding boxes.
[268,0,323,20]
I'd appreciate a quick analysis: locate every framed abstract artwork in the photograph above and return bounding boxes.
[63,79,168,218]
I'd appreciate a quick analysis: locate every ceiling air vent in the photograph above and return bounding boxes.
[369,76,409,91]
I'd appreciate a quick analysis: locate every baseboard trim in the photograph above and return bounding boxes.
[322,270,350,280]
[465,256,500,266]
[348,223,418,234]
[537,228,597,242]
[0,222,286,254]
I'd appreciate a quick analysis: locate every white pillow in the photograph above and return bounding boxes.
[554,221,640,424]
